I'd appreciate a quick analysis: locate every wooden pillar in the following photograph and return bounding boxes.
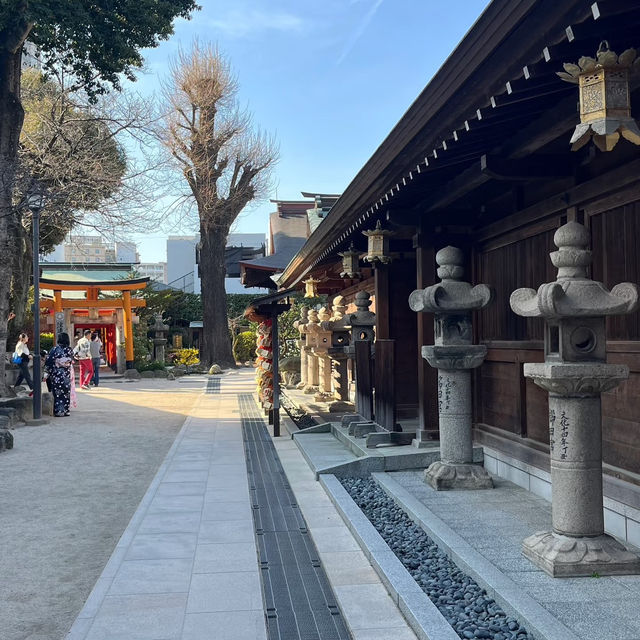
[374,339,396,430]
[354,340,373,420]
[415,228,439,438]
[374,264,390,339]
[123,290,134,368]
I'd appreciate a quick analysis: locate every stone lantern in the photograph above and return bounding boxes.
[303,308,320,394]
[303,276,320,298]
[345,291,376,420]
[409,246,493,490]
[294,305,309,390]
[151,312,169,364]
[558,43,640,152]
[339,243,361,279]
[510,221,639,577]
[321,295,353,412]
[311,307,333,401]
[362,220,393,264]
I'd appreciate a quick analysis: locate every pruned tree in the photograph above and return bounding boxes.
[161,44,277,367]
[0,0,198,394]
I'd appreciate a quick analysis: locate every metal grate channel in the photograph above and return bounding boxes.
[239,393,352,640]
[205,377,220,394]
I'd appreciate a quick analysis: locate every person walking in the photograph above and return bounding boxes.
[90,332,102,387]
[45,333,74,417]
[13,333,34,396]
[73,329,93,390]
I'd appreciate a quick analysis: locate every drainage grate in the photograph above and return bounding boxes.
[239,393,351,640]
[205,377,220,394]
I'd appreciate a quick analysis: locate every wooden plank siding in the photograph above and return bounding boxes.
[474,200,640,476]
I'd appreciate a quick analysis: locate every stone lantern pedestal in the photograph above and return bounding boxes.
[303,309,320,395]
[511,221,640,577]
[410,246,493,491]
[294,306,309,390]
[322,296,354,413]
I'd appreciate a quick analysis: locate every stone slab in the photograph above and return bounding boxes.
[372,471,589,640]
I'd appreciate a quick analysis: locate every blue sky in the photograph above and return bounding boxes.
[132,0,491,262]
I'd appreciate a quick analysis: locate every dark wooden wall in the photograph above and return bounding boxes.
[474,198,640,475]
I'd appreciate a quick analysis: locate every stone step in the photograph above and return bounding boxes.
[292,421,485,478]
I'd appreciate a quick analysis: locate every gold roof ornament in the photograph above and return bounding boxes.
[303,276,320,298]
[362,219,394,264]
[558,41,640,152]
[338,242,361,279]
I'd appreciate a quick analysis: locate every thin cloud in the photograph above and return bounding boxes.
[209,9,305,38]
[337,0,384,65]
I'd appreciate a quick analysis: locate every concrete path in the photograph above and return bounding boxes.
[1,377,203,640]
[65,369,417,640]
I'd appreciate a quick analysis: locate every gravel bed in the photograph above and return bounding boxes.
[281,392,317,429]
[340,477,534,640]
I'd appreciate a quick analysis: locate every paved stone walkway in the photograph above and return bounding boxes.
[66,370,417,640]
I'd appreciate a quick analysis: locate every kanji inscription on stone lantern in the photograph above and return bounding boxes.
[510,221,640,577]
[409,246,493,490]
[558,42,640,152]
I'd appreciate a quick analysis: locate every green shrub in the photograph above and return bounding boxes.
[232,330,256,363]
[135,360,166,372]
[40,333,54,351]
[172,348,200,367]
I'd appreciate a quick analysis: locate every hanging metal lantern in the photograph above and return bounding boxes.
[362,220,394,264]
[303,276,320,298]
[558,42,640,152]
[339,242,361,279]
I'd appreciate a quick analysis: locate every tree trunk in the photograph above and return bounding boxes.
[199,224,235,367]
[0,44,27,396]
[11,222,31,333]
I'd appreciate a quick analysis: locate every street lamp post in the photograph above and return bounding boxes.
[28,193,44,420]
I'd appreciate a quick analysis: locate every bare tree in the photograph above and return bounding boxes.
[9,67,162,332]
[161,43,277,367]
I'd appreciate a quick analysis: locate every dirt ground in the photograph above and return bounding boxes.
[0,376,203,640]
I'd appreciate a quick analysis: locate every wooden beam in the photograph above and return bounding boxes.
[480,154,574,181]
[39,280,148,292]
[477,157,640,242]
[40,298,146,310]
[425,164,491,212]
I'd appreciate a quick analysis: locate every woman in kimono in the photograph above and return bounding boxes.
[45,332,74,417]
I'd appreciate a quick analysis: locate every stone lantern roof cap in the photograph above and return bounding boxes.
[510,221,638,319]
[409,246,492,314]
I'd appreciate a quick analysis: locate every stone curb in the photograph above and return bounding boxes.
[319,474,459,640]
[372,472,581,640]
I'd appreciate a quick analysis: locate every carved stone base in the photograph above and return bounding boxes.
[522,531,640,577]
[424,461,494,491]
[314,392,332,402]
[303,385,318,395]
